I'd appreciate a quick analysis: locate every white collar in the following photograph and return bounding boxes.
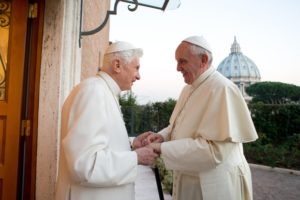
[97,71,121,97]
[191,66,215,89]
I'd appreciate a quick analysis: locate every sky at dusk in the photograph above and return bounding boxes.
[110,0,300,104]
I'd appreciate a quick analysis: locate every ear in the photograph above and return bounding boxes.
[112,59,121,73]
[201,54,208,64]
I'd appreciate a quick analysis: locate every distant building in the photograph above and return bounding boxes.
[217,37,261,101]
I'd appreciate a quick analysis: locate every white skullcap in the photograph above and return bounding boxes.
[183,36,212,53]
[105,41,142,54]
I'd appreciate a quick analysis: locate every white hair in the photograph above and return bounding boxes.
[189,44,213,66]
[102,49,143,69]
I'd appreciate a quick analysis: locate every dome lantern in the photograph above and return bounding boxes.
[230,36,241,53]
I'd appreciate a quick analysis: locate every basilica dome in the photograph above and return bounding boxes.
[217,37,261,100]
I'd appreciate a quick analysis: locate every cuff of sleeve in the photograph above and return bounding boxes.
[158,128,170,141]
[129,137,135,149]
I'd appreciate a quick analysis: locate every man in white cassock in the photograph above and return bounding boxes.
[133,36,258,200]
[55,41,158,200]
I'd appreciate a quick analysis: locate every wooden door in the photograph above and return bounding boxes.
[0,0,28,199]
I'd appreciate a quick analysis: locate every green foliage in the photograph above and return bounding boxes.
[119,92,140,136]
[119,91,138,106]
[246,103,300,170]
[119,93,176,136]
[152,98,176,131]
[244,81,300,170]
[249,104,300,144]
[244,133,300,170]
[246,81,300,104]
[155,157,173,194]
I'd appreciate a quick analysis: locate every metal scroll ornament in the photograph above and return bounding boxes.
[0,1,10,28]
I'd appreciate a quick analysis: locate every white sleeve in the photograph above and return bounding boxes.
[158,125,172,141]
[161,137,236,172]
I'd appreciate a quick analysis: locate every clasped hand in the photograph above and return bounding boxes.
[132,131,164,166]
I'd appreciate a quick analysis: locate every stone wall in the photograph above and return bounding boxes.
[36,0,109,199]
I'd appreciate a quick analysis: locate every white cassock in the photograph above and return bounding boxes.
[159,67,258,200]
[55,72,138,200]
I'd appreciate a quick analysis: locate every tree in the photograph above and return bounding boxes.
[152,98,176,131]
[246,81,300,104]
[244,81,300,169]
[119,91,139,136]
[119,91,138,106]
[119,92,176,136]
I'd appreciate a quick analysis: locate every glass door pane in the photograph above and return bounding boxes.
[0,1,11,101]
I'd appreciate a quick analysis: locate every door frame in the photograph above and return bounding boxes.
[17,0,44,199]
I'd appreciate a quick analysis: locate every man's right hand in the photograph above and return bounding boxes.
[132,131,153,149]
[135,146,158,166]
[132,131,164,150]
[145,133,164,145]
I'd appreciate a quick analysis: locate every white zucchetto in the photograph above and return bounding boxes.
[183,36,212,53]
[105,41,142,54]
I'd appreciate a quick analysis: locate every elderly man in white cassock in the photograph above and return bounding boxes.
[133,36,258,200]
[55,41,158,200]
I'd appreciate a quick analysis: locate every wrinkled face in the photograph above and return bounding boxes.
[119,57,141,91]
[175,42,203,84]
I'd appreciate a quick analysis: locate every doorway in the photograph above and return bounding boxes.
[0,0,43,199]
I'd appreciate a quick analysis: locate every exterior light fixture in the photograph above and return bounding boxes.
[79,0,181,47]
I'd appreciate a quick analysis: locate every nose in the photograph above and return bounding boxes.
[177,64,182,72]
[136,71,141,80]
